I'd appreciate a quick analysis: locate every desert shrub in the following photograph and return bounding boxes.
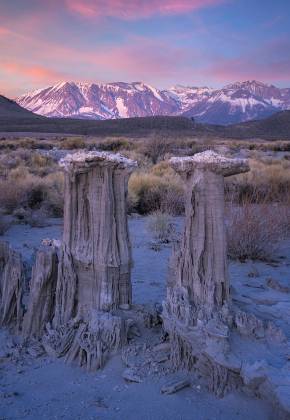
[26,207,49,227]
[147,211,175,243]
[0,181,24,213]
[226,197,290,261]
[23,171,64,215]
[150,161,172,177]
[27,184,46,209]
[160,188,184,215]
[42,172,64,216]
[128,164,184,215]
[128,173,165,213]
[0,167,64,216]
[142,133,173,164]
[18,138,36,149]
[226,158,290,203]
[30,152,51,168]
[9,165,30,180]
[97,138,131,152]
[122,150,152,169]
[61,137,85,149]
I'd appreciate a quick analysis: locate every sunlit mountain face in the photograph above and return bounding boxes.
[16,80,290,125]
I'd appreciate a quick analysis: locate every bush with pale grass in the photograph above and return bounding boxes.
[147,211,175,243]
[226,198,290,261]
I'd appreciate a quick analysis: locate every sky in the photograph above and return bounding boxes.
[0,0,290,97]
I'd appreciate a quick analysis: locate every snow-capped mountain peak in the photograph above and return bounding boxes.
[16,80,290,125]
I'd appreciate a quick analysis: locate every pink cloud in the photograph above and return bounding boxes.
[206,58,290,82]
[0,27,195,96]
[65,0,225,19]
[87,36,193,78]
[0,26,11,36]
[2,62,66,82]
[0,26,193,81]
[204,39,290,83]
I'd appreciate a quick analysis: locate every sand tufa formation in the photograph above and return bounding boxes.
[0,241,24,330]
[22,151,137,370]
[165,151,249,320]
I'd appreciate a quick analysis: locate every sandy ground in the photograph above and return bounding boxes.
[0,332,274,420]
[1,216,288,419]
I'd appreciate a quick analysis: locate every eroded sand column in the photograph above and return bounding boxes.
[23,151,137,370]
[53,151,137,325]
[163,151,249,389]
[0,241,24,330]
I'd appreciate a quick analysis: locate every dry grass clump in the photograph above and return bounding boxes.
[61,137,85,149]
[226,158,290,203]
[226,158,290,260]
[95,137,132,152]
[142,133,172,164]
[0,148,64,218]
[128,161,184,215]
[218,139,290,153]
[226,195,290,261]
[0,174,63,216]
[140,134,200,164]
[147,211,175,243]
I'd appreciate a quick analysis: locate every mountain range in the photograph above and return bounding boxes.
[1,92,290,140]
[16,80,290,125]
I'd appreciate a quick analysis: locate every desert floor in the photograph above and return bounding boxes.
[1,216,289,419]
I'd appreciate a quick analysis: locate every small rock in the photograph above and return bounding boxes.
[161,378,190,395]
[119,304,131,310]
[122,368,142,383]
[266,277,290,293]
[241,360,268,388]
[153,342,171,353]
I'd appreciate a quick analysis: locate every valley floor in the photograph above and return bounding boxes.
[1,216,289,419]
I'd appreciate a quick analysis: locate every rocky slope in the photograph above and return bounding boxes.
[16,82,178,120]
[16,80,290,125]
[0,95,40,119]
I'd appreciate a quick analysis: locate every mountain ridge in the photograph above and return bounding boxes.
[0,95,41,119]
[15,80,290,125]
[1,91,290,140]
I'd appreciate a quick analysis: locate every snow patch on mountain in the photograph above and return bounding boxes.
[116,98,128,117]
[16,80,290,125]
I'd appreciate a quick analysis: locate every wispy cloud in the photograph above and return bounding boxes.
[1,62,66,82]
[65,0,225,19]
[0,26,13,37]
[204,38,290,82]
[0,26,195,95]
